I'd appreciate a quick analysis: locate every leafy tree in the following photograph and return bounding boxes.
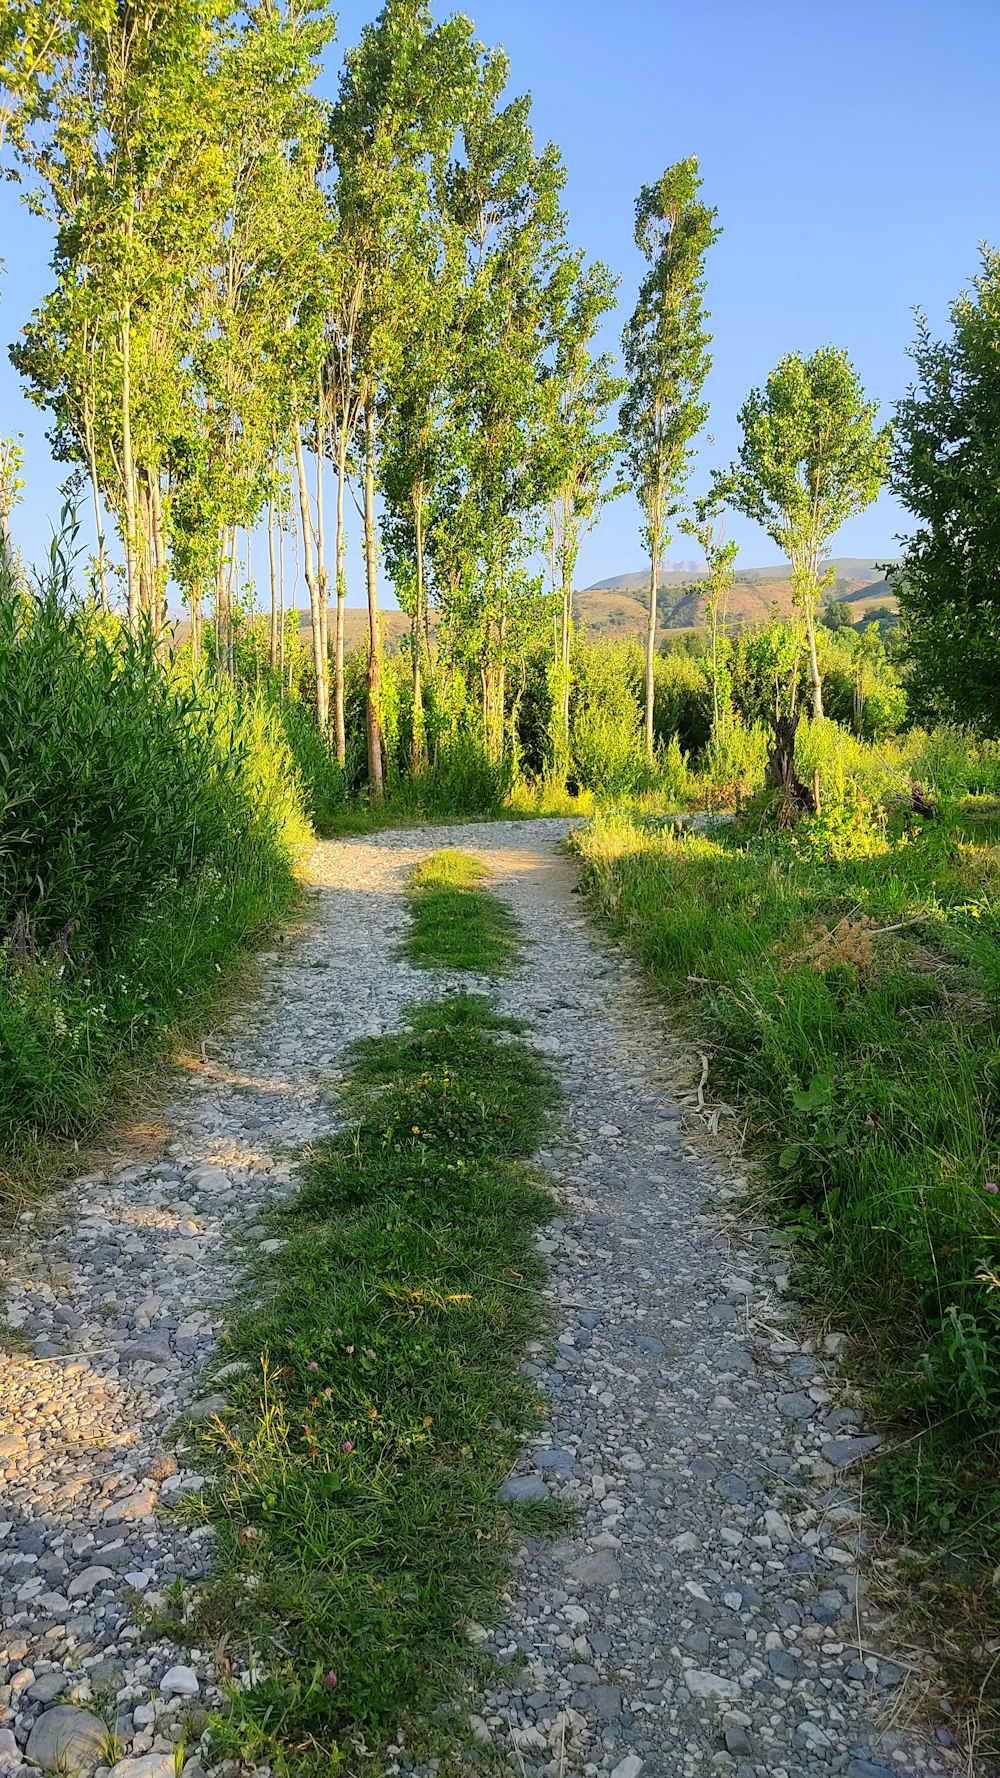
[722,347,891,720]
[823,598,856,631]
[330,0,480,793]
[621,158,719,761]
[892,249,1000,733]
[437,46,569,763]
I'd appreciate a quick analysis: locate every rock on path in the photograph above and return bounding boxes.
[0,821,955,1778]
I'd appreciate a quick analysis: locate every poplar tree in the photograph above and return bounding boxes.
[442,52,568,761]
[722,348,891,720]
[621,158,719,761]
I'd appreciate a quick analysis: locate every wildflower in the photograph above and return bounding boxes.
[324,1671,338,1688]
[308,1360,319,1371]
[422,1416,433,1428]
[412,1125,420,1134]
[342,1441,353,1454]
[985,1182,999,1195]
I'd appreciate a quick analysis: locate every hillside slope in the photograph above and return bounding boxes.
[575,558,898,639]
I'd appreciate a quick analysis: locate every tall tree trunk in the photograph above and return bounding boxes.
[806,611,824,719]
[189,581,203,660]
[560,524,573,758]
[215,551,228,678]
[334,440,347,768]
[363,404,384,799]
[293,424,327,731]
[410,485,426,776]
[644,523,660,763]
[315,389,330,730]
[120,305,139,633]
[148,470,168,647]
[267,496,279,672]
[83,421,109,613]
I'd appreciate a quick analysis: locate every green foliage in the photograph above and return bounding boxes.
[0,546,307,1181]
[893,249,1000,734]
[195,994,558,1771]
[569,640,651,796]
[721,347,892,718]
[652,650,711,753]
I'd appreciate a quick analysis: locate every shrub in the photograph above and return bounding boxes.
[0,544,308,1167]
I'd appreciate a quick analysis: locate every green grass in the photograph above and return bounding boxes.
[572,804,1000,1742]
[187,994,558,1773]
[403,850,519,974]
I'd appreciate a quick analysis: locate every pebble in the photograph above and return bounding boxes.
[159,1665,199,1698]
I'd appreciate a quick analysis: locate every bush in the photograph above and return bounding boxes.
[653,652,711,753]
[0,546,308,1168]
[570,640,652,796]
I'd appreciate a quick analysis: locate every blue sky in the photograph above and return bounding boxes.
[1,0,998,600]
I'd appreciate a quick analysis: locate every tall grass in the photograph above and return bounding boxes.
[0,542,309,1194]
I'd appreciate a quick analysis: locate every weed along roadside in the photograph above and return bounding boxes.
[572,808,1000,1756]
[186,852,561,1773]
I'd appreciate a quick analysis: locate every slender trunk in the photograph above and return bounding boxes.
[645,524,659,763]
[806,612,823,720]
[226,537,238,679]
[83,422,109,613]
[148,470,168,647]
[215,551,228,678]
[267,496,279,672]
[278,482,286,688]
[315,389,330,730]
[136,473,152,623]
[189,581,203,660]
[560,535,572,751]
[710,600,720,738]
[410,485,425,776]
[363,403,384,799]
[293,424,327,730]
[120,303,139,632]
[334,440,347,767]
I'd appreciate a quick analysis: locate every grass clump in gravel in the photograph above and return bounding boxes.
[193,993,558,1773]
[403,849,518,973]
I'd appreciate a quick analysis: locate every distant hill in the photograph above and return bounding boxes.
[575,558,899,639]
[170,558,898,651]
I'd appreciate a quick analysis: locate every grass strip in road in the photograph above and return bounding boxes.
[403,849,518,973]
[190,993,558,1773]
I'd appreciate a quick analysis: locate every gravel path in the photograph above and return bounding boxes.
[0,822,957,1778]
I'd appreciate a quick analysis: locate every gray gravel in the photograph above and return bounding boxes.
[0,820,957,1778]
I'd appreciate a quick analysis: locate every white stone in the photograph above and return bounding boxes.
[109,1756,177,1778]
[686,1668,741,1702]
[610,1757,643,1778]
[763,1510,793,1545]
[671,1531,700,1553]
[159,1665,199,1698]
[68,1566,117,1599]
